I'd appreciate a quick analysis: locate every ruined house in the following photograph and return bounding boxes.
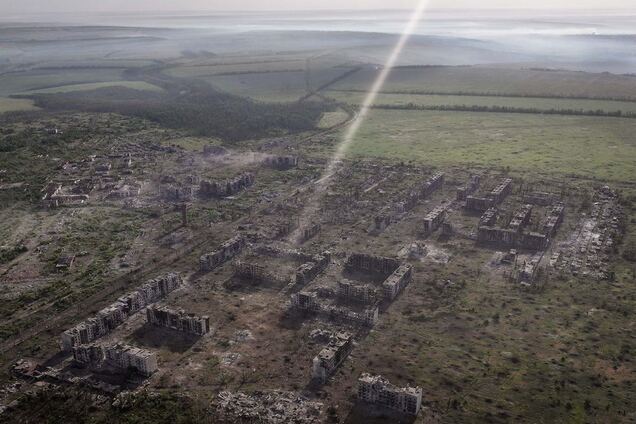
[199,173,254,198]
[104,343,158,377]
[358,373,422,416]
[311,332,354,383]
[60,273,182,351]
[146,305,210,336]
[200,236,245,272]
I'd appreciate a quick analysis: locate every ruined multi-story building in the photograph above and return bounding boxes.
[295,252,331,286]
[466,178,513,211]
[300,223,321,243]
[72,343,104,367]
[264,155,298,170]
[358,374,422,416]
[374,210,392,232]
[146,305,211,336]
[60,273,181,351]
[312,332,354,383]
[509,204,533,233]
[543,203,565,237]
[479,207,498,227]
[199,173,254,198]
[423,205,447,235]
[419,172,444,199]
[291,291,319,311]
[104,343,158,377]
[325,305,379,328]
[382,264,413,301]
[337,280,377,304]
[200,236,245,272]
[345,253,400,277]
[457,175,480,201]
[233,260,288,285]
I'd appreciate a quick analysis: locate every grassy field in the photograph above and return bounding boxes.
[20,81,164,95]
[0,68,126,97]
[164,60,307,78]
[0,98,38,113]
[331,66,636,100]
[325,91,636,115]
[342,109,636,182]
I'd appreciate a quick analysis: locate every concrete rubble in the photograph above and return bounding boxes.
[216,391,322,424]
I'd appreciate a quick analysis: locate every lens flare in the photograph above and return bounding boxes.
[292,0,430,243]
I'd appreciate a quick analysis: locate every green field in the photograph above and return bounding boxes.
[343,109,636,182]
[331,66,636,100]
[21,81,164,95]
[202,68,351,102]
[0,98,39,113]
[0,68,126,97]
[325,91,636,115]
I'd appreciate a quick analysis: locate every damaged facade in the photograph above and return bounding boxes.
[199,173,254,198]
[466,177,513,211]
[200,236,245,272]
[73,343,158,377]
[358,373,422,416]
[146,305,211,336]
[311,332,354,383]
[423,205,447,235]
[456,175,480,201]
[60,273,182,351]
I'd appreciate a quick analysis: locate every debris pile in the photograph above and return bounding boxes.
[216,391,322,424]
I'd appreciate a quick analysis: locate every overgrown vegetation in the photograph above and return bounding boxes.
[26,76,332,141]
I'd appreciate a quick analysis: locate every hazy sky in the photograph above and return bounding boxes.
[2,0,634,14]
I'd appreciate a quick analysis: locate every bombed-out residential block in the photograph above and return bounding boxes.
[146,305,211,336]
[300,223,321,243]
[480,207,498,227]
[295,252,331,286]
[264,155,298,170]
[358,373,423,416]
[199,173,254,198]
[466,178,513,211]
[233,260,288,285]
[200,236,245,272]
[543,203,565,237]
[524,191,557,206]
[60,273,181,351]
[509,204,533,233]
[423,205,447,235]
[382,264,413,301]
[345,253,400,276]
[72,344,104,367]
[337,280,377,304]
[325,304,379,327]
[312,332,354,383]
[419,172,444,198]
[104,343,158,377]
[456,174,480,201]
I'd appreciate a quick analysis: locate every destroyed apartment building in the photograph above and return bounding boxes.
[345,253,413,301]
[291,291,380,328]
[200,236,245,272]
[423,205,447,235]
[358,373,423,416]
[60,273,182,351]
[373,172,444,233]
[264,155,299,170]
[477,202,565,250]
[72,343,158,377]
[311,332,354,383]
[466,177,513,211]
[456,174,481,201]
[146,305,211,336]
[199,172,254,198]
